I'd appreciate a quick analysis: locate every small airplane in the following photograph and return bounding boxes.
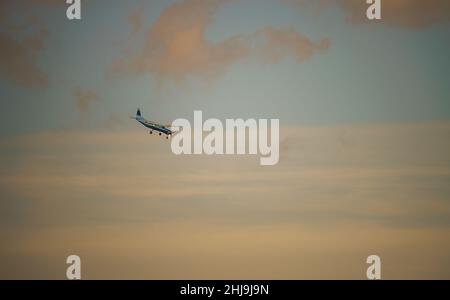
[132,108,174,139]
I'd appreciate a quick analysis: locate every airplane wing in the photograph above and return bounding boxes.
[164,124,182,130]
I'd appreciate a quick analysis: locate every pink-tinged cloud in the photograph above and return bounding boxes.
[74,88,100,113]
[253,27,331,64]
[341,0,450,28]
[0,0,62,88]
[284,0,450,29]
[0,31,48,88]
[127,5,144,35]
[1,122,450,278]
[112,0,330,83]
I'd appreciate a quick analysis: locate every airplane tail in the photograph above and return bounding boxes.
[136,108,142,117]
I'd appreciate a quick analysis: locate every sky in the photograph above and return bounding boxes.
[0,0,450,279]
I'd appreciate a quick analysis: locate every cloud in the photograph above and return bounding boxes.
[0,0,62,88]
[341,0,450,28]
[1,122,450,278]
[0,30,48,88]
[127,5,144,35]
[283,0,450,29]
[113,0,249,83]
[253,27,331,64]
[73,88,100,113]
[112,0,330,84]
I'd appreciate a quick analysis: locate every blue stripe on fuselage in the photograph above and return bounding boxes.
[139,120,172,135]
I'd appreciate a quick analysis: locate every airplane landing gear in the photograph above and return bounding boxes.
[159,133,162,136]
[149,131,153,134]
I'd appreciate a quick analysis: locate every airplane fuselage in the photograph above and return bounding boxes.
[137,118,173,135]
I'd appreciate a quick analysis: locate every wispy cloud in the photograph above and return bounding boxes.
[283,0,450,28]
[1,122,450,278]
[252,27,330,64]
[0,30,48,88]
[0,0,62,88]
[127,5,144,35]
[112,0,330,84]
[73,88,100,114]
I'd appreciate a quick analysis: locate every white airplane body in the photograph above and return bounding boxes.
[132,109,174,139]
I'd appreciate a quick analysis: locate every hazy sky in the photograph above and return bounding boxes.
[1,0,450,279]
